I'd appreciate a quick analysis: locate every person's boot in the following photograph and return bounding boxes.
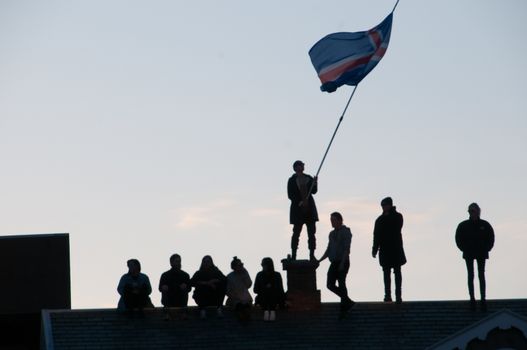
[383,295,393,302]
[269,310,276,321]
[480,299,487,312]
[263,310,270,321]
[395,289,402,304]
[469,298,476,311]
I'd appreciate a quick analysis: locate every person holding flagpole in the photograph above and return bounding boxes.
[288,160,319,261]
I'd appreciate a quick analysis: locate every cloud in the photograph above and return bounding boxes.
[249,208,283,217]
[171,199,237,230]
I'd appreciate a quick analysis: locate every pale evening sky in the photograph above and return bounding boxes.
[1,0,526,308]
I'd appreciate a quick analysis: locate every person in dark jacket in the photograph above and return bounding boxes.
[117,259,154,314]
[254,257,285,321]
[190,255,227,319]
[372,197,407,303]
[159,254,191,319]
[288,160,319,261]
[455,202,495,311]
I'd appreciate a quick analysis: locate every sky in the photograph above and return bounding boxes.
[1,0,526,309]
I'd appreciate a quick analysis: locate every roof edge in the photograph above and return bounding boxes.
[47,299,527,315]
[0,233,69,240]
[41,309,54,350]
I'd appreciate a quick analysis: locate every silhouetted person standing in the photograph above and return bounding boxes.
[318,212,354,317]
[190,255,227,319]
[117,259,153,314]
[288,160,318,260]
[159,254,191,319]
[456,202,494,311]
[372,197,407,303]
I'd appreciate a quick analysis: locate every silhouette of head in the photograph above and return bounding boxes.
[330,212,343,229]
[127,259,141,277]
[231,256,243,271]
[293,160,305,173]
[170,254,181,270]
[200,255,214,271]
[261,257,275,272]
[468,203,481,220]
[381,197,393,213]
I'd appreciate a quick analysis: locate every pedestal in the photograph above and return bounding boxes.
[281,258,321,310]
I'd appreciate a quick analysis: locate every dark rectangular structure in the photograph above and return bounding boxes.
[0,233,71,314]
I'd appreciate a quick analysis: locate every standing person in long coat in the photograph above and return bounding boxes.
[372,197,407,303]
[288,160,319,261]
[455,202,494,311]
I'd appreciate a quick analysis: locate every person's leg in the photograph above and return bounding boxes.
[260,294,271,321]
[306,222,317,260]
[214,291,225,317]
[383,267,392,302]
[267,295,278,321]
[477,259,487,311]
[194,293,207,318]
[291,223,303,259]
[476,259,486,300]
[465,259,475,300]
[394,266,402,303]
[123,292,137,316]
[337,260,352,310]
[327,262,341,298]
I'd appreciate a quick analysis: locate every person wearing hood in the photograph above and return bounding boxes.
[226,256,253,321]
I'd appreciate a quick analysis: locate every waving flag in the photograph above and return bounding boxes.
[309,13,393,93]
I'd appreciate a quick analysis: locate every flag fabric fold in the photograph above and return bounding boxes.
[309,13,393,93]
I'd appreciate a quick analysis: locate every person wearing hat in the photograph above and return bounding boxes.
[287,160,319,260]
[372,197,407,303]
[455,203,495,311]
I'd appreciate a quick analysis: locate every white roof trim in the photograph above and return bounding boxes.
[427,309,527,350]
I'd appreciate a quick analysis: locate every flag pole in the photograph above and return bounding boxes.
[306,84,359,198]
[391,0,400,13]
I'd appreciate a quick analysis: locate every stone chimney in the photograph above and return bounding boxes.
[281,258,321,310]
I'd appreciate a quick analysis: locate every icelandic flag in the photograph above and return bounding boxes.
[309,13,393,93]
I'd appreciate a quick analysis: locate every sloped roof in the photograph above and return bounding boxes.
[427,309,527,350]
[42,299,527,350]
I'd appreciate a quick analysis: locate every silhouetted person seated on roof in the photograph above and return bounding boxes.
[159,254,191,320]
[317,212,354,318]
[226,256,253,322]
[456,202,495,311]
[254,257,285,322]
[372,197,406,304]
[190,255,227,319]
[117,259,153,315]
